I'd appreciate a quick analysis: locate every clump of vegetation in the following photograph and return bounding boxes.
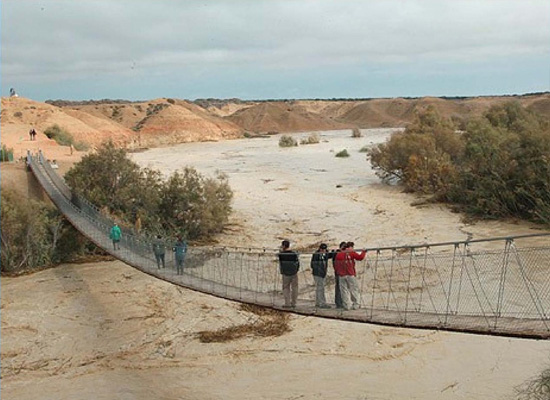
[0,189,86,274]
[516,365,550,400]
[111,106,123,120]
[166,98,175,105]
[351,127,362,138]
[45,124,74,146]
[336,149,350,158]
[368,102,550,225]
[132,103,169,131]
[279,135,298,147]
[359,145,370,153]
[13,111,23,118]
[0,144,14,162]
[300,133,320,145]
[65,141,233,241]
[160,167,233,239]
[197,304,291,343]
[44,124,89,151]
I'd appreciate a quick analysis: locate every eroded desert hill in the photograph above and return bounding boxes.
[0,97,133,151]
[3,93,549,158]
[51,98,244,147]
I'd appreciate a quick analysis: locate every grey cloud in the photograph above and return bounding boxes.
[2,0,548,98]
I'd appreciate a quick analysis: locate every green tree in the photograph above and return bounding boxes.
[159,167,233,239]
[449,102,550,222]
[65,141,162,231]
[368,106,461,194]
[65,141,234,241]
[369,101,550,225]
[1,190,53,272]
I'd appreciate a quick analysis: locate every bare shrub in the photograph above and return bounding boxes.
[516,365,550,400]
[351,127,362,138]
[279,135,298,147]
[300,133,320,145]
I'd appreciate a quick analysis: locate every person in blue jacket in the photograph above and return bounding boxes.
[109,223,121,250]
[173,235,187,274]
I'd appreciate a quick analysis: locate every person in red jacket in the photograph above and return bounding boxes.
[334,241,366,310]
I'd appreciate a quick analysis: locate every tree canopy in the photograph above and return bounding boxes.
[368,102,550,224]
[65,141,233,240]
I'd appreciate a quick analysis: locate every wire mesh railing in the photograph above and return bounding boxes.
[27,151,550,338]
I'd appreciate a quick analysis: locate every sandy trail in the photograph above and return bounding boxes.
[2,129,549,399]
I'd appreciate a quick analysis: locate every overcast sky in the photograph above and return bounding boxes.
[2,0,549,101]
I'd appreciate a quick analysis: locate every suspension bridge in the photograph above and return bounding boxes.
[27,151,550,339]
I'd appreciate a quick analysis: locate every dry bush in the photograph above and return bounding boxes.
[279,135,298,147]
[351,127,362,138]
[516,365,550,400]
[300,133,320,145]
[197,304,291,343]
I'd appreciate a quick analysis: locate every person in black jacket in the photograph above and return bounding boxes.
[311,243,331,308]
[278,240,300,308]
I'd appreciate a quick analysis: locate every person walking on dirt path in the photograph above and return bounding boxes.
[109,223,122,250]
[334,241,366,310]
[153,235,166,269]
[311,243,331,308]
[29,128,37,141]
[173,236,187,274]
[278,240,300,308]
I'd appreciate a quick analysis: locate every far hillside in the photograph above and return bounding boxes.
[44,93,550,136]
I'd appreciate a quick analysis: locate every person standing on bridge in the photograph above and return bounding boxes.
[278,240,300,308]
[109,223,122,250]
[153,235,166,269]
[334,242,366,310]
[173,235,187,274]
[311,243,331,308]
[330,241,347,308]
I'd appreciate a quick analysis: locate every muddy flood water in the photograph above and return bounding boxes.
[2,129,549,400]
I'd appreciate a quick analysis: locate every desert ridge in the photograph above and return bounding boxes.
[2,92,549,160]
